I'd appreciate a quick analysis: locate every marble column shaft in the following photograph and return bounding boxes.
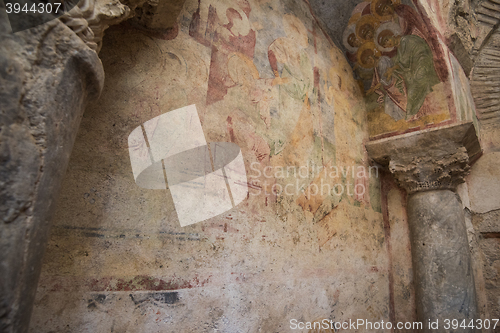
[408,190,477,331]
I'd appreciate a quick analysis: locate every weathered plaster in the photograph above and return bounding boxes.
[28,0,405,331]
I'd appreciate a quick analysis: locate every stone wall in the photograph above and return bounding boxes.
[27,0,414,331]
[3,0,498,330]
[463,125,500,326]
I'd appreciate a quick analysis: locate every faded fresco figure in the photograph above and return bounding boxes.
[343,0,451,136]
[223,53,277,208]
[347,15,387,92]
[267,13,314,156]
[371,0,448,81]
[365,22,406,120]
[356,15,379,42]
[189,0,256,106]
[367,54,407,121]
[366,23,441,121]
[381,33,440,119]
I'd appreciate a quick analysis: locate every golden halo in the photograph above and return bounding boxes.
[374,21,402,52]
[348,12,362,26]
[355,15,380,42]
[356,42,381,69]
[343,24,360,53]
[371,0,400,22]
[228,52,260,83]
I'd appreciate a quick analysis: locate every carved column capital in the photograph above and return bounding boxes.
[366,122,482,193]
[388,147,470,193]
[59,0,148,52]
[59,0,183,53]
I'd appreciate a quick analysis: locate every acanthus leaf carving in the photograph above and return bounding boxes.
[389,147,471,193]
[59,0,148,52]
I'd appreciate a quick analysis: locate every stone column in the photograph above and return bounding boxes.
[366,123,482,332]
[0,0,135,329]
[0,18,105,333]
[0,0,187,330]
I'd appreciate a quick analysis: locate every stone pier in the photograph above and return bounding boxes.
[0,13,104,333]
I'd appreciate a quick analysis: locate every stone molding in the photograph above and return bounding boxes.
[470,28,500,125]
[449,0,500,125]
[366,122,482,193]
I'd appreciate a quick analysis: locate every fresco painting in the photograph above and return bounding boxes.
[180,0,375,246]
[28,1,399,330]
[343,0,453,138]
[189,0,256,106]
